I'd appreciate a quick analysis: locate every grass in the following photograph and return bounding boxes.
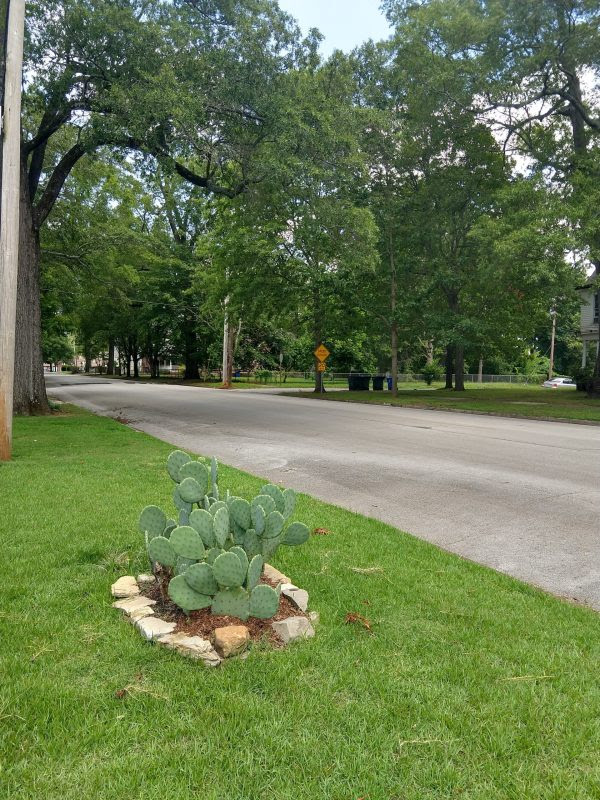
[297,382,600,422]
[2,407,600,799]
[89,373,348,390]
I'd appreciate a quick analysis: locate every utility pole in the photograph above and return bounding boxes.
[0,0,25,461]
[548,309,557,380]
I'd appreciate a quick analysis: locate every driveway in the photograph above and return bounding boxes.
[47,375,600,609]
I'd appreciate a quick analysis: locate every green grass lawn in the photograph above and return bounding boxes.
[297,383,600,422]
[2,408,600,799]
[90,373,348,389]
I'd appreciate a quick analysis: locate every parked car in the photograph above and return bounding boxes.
[542,377,576,388]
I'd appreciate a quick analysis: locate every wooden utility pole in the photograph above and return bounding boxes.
[0,0,25,461]
[548,309,557,380]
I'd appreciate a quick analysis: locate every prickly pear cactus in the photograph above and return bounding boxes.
[213,506,230,548]
[229,545,249,575]
[282,488,296,520]
[261,484,285,513]
[168,574,212,612]
[147,535,176,567]
[282,522,310,546]
[178,476,204,504]
[170,526,205,560]
[179,461,209,493]
[139,505,167,538]
[249,584,279,619]
[211,587,250,620]
[230,498,252,531]
[252,494,276,516]
[167,450,191,482]
[184,562,218,595]
[264,510,285,539]
[246,554,263,591]
[189,508,215,547]
[213,551,245,587]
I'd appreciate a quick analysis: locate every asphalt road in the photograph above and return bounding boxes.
[47,375,600,609]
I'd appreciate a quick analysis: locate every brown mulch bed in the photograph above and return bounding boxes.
[143,575,307,646]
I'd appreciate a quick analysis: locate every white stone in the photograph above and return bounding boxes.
[272,616,315,644]
[135,616,176,641]
[280,583,309,612]
[112,595,157,615]
[129,606,155,622]
[263,563,290,585]
[137,573,155,586]
[308,610,320,626]
[159,633,220,665]
[111,576,140,598]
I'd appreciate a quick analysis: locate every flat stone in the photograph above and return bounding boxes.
[111,576,140,598]
[272,616,315,644]
[159,632,220,665]
[135,616,176,641]
[213,625,250,657]
[263,563,291,586]
[129,606,155,622]
[112,595,157,615]
[137,573,155,586]
[280,583,309,612]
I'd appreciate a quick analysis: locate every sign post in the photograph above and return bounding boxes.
[313,344,330,394]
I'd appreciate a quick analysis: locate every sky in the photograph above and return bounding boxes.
[278,0,391,55]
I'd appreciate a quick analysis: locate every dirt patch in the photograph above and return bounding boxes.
[143,576,307,646]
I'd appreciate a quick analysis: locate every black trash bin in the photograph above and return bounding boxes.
[372,375,384,391]
[348,373,371,391]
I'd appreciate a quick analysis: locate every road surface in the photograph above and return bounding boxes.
[47,375,600,609]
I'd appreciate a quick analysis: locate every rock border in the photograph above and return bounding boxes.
[111,564,316,667]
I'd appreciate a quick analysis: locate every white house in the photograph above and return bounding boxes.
[577,285,600,367]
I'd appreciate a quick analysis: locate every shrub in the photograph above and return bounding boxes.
[422,361,443,386]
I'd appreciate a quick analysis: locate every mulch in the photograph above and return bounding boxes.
[143,574,307,646]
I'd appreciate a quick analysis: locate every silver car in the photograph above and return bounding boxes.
[542,377,576,388]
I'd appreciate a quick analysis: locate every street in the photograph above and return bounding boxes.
[47,375,600,609]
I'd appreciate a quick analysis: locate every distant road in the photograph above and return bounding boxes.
[47,374,600,609]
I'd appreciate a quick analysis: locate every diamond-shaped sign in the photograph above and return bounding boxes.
[314,344,330,362]
[317,362,326,372]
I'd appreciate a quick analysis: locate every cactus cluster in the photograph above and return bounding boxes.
[138,450,310,618]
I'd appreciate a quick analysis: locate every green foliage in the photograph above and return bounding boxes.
[138,450,313,618]
[422,362,443,386]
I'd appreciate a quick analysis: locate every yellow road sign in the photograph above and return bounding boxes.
[317,362,326,372]
[314,344,330,362]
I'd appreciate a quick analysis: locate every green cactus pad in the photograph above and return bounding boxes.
[229,498,251,531]
[173,487,192,513]
[203,495,211,510]
[246,554,263,591]
[282,488,296,520]
[261,484,285,513]
[283,521,310,546]
[175,556,196,575]
[242,529,261,560]
[178,509,190,526]
[184,562,218,595]
[231,520,246,544]
[178,476,204,504]
[211,587,250,620]
[147,535,176,567]
[213,551,245,587]
[163,519,177,538]
[209,501,227,516]
[189,508,215,547]
[211,482,220,501]
[179,461,209,493]
[249,584,279,619]
[261,533,283,559]
[264,510,285,539]
[206,547,225,565]
[167,450,191,482]
[139,505,167,538]
[213,506,230,547]
[252,494,276,516]
[250,503,266,535]
[168,574,212,612]
[170,526,205,560]
[210,456,218,486]
[229,545,249,575]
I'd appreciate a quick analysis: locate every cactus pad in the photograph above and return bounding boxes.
[184,562,218,595]
[210,456,218,486]
[283,521,310,546]
[229,545,249,575]
[246,554,263,591]
[178,509,190,526]
[168,574,212,612]
[175,556,196,575]
[167,450,191,482]
[242,529,261,560]
[139,505,167,537]
[206,547,225,565]
[261,533,283,559]
[251,503,266,535]
[264,510,285,539]
[213,506,230,547]
[173,487,192,513]
[231,519,247,544]
[147,535,176,567]
[213,551,245,587]
[261,484,285,513]
[163,519,177,538]
[249,584,279,619]
[209,501,227,516]
[230,498,251,531]
[252,494,276,516]
[282,488,296,520]
[189,508,215,547]
[211,587,250,620]
[178,476,204,504]
[170,526,205,560]
[179,461,209,493]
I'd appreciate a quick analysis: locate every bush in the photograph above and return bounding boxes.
[422,361,443,386]
[572,365,594,392]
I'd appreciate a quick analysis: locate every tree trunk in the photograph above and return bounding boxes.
[454,344,465,391]
[444,345,454,389]
[313,295,324,393]
[390,244,398,397]
[183,314,198,380]
[84,340,92,373]
[13,171,49,414]
[107,337,115,375]
[478,356,483,383]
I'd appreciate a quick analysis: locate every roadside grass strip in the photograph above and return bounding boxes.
[2,406,600,799]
